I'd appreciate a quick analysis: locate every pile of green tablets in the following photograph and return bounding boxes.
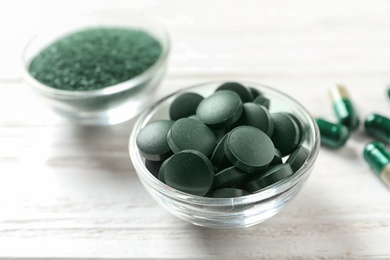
[136,82,310,197]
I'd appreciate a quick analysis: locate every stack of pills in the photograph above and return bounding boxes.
[315,84,390,188]
[136,82,310,198]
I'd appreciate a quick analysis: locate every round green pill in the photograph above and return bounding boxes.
[167,118,217,156]
[288,113,304,137]
[213,166,250,190]
[245,164,293,192]
[249,87,263,99]
[157,159,169,183]
[316,118,350,148]
[216,82,253,102]
[253,95,270,109]
[233,103,274,136]
[209,188,250,198]
[145,159,163,178]
[188,115,201,121]
[210,134,231,171]
[364,113,390,145]
[286,145,310,172]
[169,92,204,120]
[136,120,174,161]
[213,128,228,143]
[196,90,243,129]
[225,126,275,173]
[163,150,215,196]
[269,148,283,166]
[271,112,301,156]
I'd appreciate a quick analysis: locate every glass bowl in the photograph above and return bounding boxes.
[129,81,320,228]
[21,10,170,125]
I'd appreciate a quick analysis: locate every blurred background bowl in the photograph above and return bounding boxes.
[21,9,170,125]
[129,81,320,229]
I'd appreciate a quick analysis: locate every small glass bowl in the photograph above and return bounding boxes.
[21,10,170,125]
[129,82,320,228]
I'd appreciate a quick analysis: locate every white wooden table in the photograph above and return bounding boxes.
[1,0,390,259]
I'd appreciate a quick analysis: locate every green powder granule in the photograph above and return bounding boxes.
[28,27,163,91]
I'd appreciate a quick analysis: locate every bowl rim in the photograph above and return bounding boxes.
[129,81,321,206]
[20,9,170,98]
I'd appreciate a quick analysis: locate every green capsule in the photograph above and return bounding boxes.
[388,86,390,100]
[363,141,390,189]
[329,85,360,131]
[364,113,390,145]
[316,118,350,148]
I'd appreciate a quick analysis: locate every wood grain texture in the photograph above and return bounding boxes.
[1,0,390,259]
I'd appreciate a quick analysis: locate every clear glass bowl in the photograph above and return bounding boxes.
[129,82,320,228]
[21,10,170,125]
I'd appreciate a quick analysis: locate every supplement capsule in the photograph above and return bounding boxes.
[364,113,390,145]
[388,86,390,100]
[363,141,390,188]
[316,118,350,148]
[329,85,360,131]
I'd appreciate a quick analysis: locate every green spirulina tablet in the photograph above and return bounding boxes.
[136,120,174,161]
[210,134,231,170]
[157,159,169,183]
[288,113,304,136]
[215,82,253,102]
[213,166,250,189]
[225,126,274,173]
[167,118,216,156]
[269,148,283,166]
[188,115,201,121]
[249,87,263,99]
[209,188,250,198]
[196,90,243,129]
[271,112,301,156]
[245,164,293,192]
[286,145,310,172]
[145,159,163,178]
[163,150,214,196]
[253,95,270,109]
[233,103,274,136]
[169,92,204,120]
[213,129,228,143]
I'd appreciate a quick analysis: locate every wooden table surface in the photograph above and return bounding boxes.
[1,0,390,259]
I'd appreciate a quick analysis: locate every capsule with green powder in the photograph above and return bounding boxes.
[329,85,360,131]
[363,142,390,189]
[316,118,350,148]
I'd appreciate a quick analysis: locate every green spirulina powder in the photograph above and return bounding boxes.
[28,27,162,91]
